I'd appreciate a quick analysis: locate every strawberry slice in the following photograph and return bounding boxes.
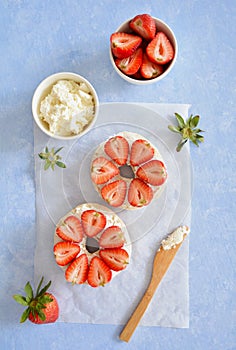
[130,139,154,166]
[129,14,156,41]
[137,159,167,186]
[140,53,164,79]
[87,256,112,287]
[115,47,143,76]
[128,178,153,207]
[101,180,127,207]
[110,32,142,59]
[99,226,125,249]
[91,156,119,184]
[146,32,174,65]
[100,248,129,271]
[56,215,84,243]
[53,241,80,266]
[104,135,129,166]
[81,210,106,237]
[65,254,89,284]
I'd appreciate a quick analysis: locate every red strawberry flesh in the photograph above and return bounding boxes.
[128,178,153,207]
[28,293,59,324]
[91,156,119,184]
[100,248,129,271]
[110,32,142,58]
[137,159,167,186]
[65,254,89,284]
[115,47,143,76]
[146,31,174,65]
[87,256,112,287]
[104,135,129,165]
[129,14,156,41]
[81,210,106,237]
[130,139,154,166]
[101,179,127,207]
[54,241,80,266]
[56,215,84,243]
[140,53,164,79]
[99,226,125,249]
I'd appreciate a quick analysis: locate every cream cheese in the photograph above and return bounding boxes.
[161,225,190,250]
[39,79,95,136]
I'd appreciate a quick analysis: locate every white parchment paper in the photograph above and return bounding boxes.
[34,103,192,327]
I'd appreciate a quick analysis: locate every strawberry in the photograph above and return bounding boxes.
[128,178,153,207]
[130,139,154,166]
[53,241,80,266]
[13,277,59,324]
[129,14,156,41]
[87,256,112,287]
[56,215,84,243]
[100,248,129,271]
[115,47,143,76]
[99,226,125,249]
[101,179,127,207]
[81,209,106,237]
[91,156,119,185]
[110,32,142,58]
[65,254,89,284]
[137,159,167,186]
[140,53,164,79]
[146,32,174,65]
[104,135,129,166]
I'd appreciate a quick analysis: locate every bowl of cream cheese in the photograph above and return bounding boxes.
[32,72,99,140]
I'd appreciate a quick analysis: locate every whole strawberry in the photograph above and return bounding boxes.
[13,277,59,324]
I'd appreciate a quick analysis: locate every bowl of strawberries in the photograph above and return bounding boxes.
[109,14,178,84]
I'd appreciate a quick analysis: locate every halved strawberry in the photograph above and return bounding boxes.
[130,139,154,166]
[104,135,129,166]
[65,254,89,284]
[81,210,106,237]
[128,178,153,207]
[100,248,129,271]
[146,32,174,65]
[137,159,167,186]
[53,241,80,266]
[101,180,127,207]
[87,256,112,287]
[99,226,125,249]
[129,14,156,41]
[115,47,143,76]
[110,32,142,58]
[56,215,84,243]
[140,53,164,79]
[91,157,119,185]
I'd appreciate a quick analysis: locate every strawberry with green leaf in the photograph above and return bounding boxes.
[168,113,205,152]
[13,277,59,324]
[38,146,66,170]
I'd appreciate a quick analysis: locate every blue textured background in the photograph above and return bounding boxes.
[0,1,235,349]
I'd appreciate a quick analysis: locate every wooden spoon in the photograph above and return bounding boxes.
[119,228,188,342]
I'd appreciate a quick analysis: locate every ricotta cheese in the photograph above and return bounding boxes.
[161,225,190,250]
[39,79,95,136]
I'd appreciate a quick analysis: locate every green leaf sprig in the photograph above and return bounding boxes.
[168,113,205,152]
[13,277,53,323]
[38,146,66,170]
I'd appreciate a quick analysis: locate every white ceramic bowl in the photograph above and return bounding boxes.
[109,17,178,85]
[32,72,99,140]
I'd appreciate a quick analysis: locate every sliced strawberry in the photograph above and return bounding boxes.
[91,156,119,184]
[104,135,129,166]
[81,210,106,237]
[53,241,80,266]
[115,47,143,76]
[65,254,88,284]
[146,32,174,65]
[129,14,156,41]
[140,53,164,79]
[130,139,154,166]
[101,180,127,207]
[137,159,167,186]
[128,178,153,207]
[56,215,84,243]
[87,256,112,287]
[110,32,142,59]
[100,248,129,271]
[99,226,125,249]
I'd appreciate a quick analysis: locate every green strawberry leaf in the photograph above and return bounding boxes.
[168,125,181,133]
[13,295,28,306]
[56,161,66,168]
[37,280,51,297]
[20,307,30,323]
[189,115,200,128]
[24,282,33,299]
[36,277,44,296]
[174,113,186,128]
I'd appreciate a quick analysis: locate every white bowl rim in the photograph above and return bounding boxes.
[32,72,99,140]
[109,17,178,85]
